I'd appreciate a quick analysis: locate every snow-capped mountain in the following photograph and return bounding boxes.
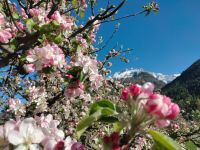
[113,68,180,84]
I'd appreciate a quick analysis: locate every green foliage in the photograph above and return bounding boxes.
[76,100,118,139]
[148,130,182,150]
[26,19,36,32]
[185,141,197,150]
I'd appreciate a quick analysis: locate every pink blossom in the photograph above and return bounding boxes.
[20,8,28,19]
[129,84,142,97]
[16,21,25,30]
[51,11,62,21]
[142,82,154,95]
[121,88,129,101]
[154,119,170,128]
[71,142,86,150]
[26,44,66,71]
[24,64,35,73]
[166,103,180,119]
[0,29,12,43]
[64,87,84,99]
[7,118,44,149]
[29,8,40,17]
[7,98,25,116]
[145,94,164,115]
[89,74,103,90]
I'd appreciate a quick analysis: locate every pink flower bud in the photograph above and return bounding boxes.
[154,119,170,128]
[29,8,40,17]
[129,84,142,97]
[121,88,129,101]
[103,136,111,144]
[55,141,65,150]
[110,132,120,146]
[23,64,35,73]
[145,94,163,115]
[16,22,25,30]
[51,11,61,21]
[142,82,154,95]
[112,146,120,150]
[166,103,180,119]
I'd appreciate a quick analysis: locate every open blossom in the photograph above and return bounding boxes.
[51,11,74,30]
[89,73,103,90]
[74,52,99,74]
[64,81,85,99]
[0,116,78,150]
[7,98,25,116]
[7,118,44,150]
[28,86,48,113]
[26,43,66,72]
[0,120,19,147]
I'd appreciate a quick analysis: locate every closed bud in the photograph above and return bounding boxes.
[129,84,141,97]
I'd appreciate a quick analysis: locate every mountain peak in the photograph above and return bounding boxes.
[113,68,180,84]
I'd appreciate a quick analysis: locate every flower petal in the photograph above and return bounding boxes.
[8,130,24,145]
[14,144,27,150]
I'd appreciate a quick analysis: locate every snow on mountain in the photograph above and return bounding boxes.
[113,68,180,84]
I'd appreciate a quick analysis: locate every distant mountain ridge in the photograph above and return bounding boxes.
[162,59,200,98]
[112,68,180,89]
[162,59,200,120]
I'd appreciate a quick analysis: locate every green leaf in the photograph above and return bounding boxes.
[13,13,19,20]
[99,116,119,123]
[89,100,116,115]
[9,39,17,50]
[52,20,60,27]
[148,130,182,150]
[185,141,197,150]
[54,34,63,44]
[26,19,35,32]
[76,115,96,138]
[76,100,117,139]
[113,122,123,132]
[79,71,85,82]
[42,67,55,74]
[72,0,78,6]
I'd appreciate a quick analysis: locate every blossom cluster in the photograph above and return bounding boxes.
[64,52,103,99]
[24,44,66,73]
[7,98,25,116]
[0,114,85,150]
[0,13,13,43]
[121,82,180,128]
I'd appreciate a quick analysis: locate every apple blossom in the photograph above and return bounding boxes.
[23,64,35,73]
[7,118,44,150]
[0,29,12,43]
[26,44,66,72]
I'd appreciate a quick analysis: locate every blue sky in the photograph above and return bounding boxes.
[97,0,200,74]
[11,0,200,74]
